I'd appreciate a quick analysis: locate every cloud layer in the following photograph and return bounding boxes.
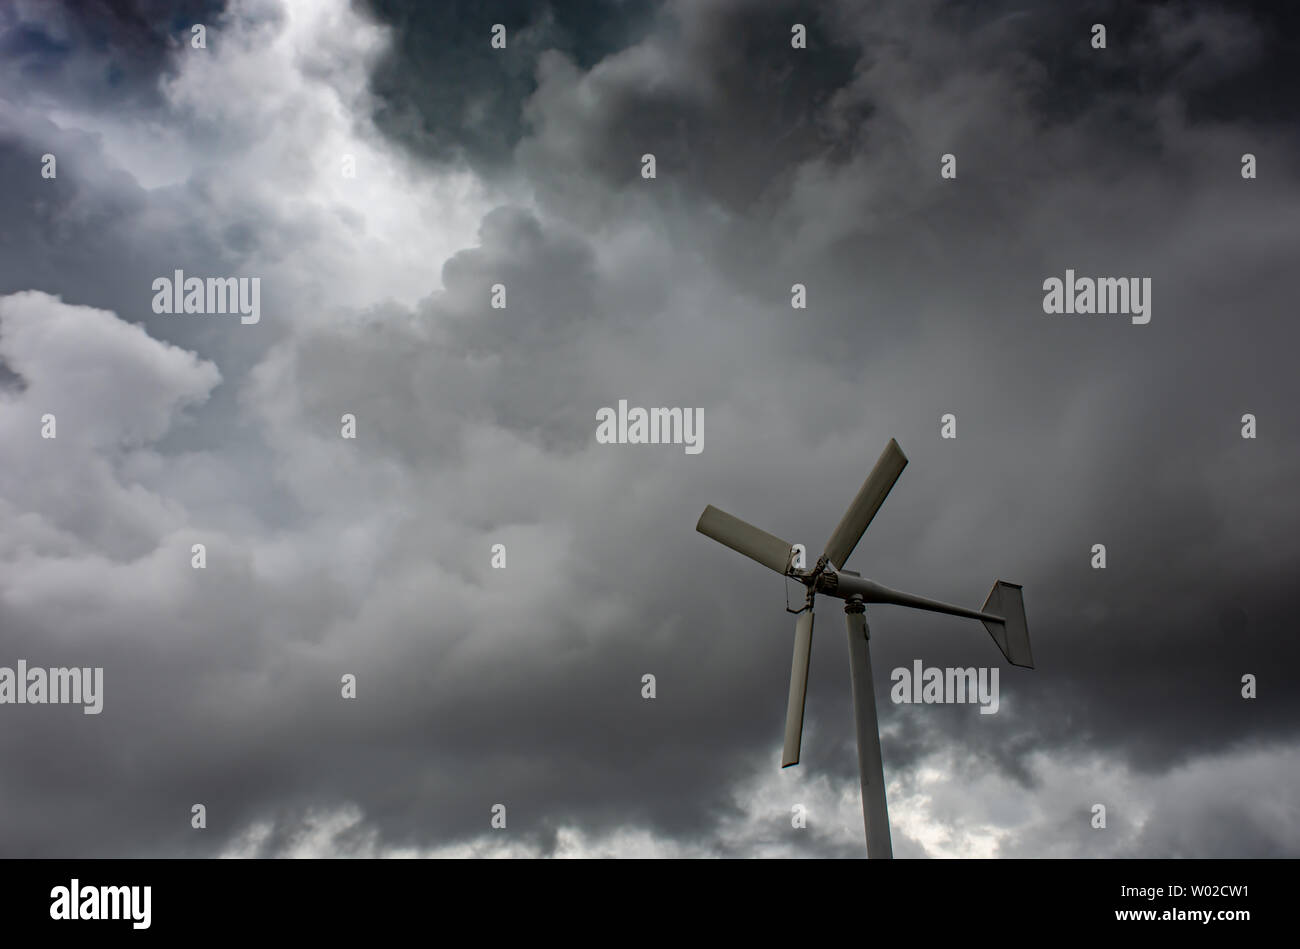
[0,0,1296,857]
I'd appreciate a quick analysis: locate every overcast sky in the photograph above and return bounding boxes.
[0,0,1297,858]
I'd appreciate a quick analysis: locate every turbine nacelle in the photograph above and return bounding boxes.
[788,556,849,597]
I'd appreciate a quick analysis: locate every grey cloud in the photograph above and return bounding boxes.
[0,0,1296,859]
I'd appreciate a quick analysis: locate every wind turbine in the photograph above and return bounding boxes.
[695,438,1033,857]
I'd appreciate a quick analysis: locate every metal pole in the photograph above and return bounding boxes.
[845,596,892,858]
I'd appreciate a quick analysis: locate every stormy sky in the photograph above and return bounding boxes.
[0,0,1297,858]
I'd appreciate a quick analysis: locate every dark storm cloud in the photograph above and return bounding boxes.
[0,91,351,373]
[0,101,309,531]
[1000,0,1300,127]
[1,0,1297,859]
[490,0,1300,853]
[0,0,229,108]
[354,0,661,172]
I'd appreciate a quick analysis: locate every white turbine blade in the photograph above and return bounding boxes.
[696,504,793,574]
[781,611,815,767]
[822,438,908,570]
